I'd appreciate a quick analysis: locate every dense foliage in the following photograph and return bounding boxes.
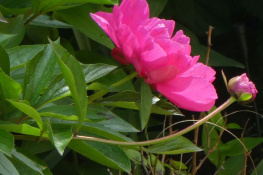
[0,0,262,174]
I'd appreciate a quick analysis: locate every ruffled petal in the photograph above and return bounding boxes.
[143,18,175,40]
[179,63,216,83]
[115,25,142,74]
[172,30,190,44]
[156,76,217,111]
[120,0,149,29]
[144,64,178,84]
[90,12,119,46]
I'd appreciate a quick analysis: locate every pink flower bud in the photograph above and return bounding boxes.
[228,73,258,104]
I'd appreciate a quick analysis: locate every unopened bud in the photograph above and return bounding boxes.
[228,73,258,104]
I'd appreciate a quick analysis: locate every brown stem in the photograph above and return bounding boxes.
[13,98,236,147]
[196,123,225,171]
[241,119,250,175]
[205,26,214,65]
[73,97,235,146]
[16,114,28,124]
[24,12,42,26]
[192,114,203,175]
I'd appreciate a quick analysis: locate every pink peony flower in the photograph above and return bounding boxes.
[228,73,258,104]
[90,0,218,111]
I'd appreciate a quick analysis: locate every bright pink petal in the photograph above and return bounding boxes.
[140,52,196,83]
[115,25,142,74]
[162,19,175,37]
[90,12,119,46]
[179,63,216,83]
[144,64,178,84]
[143,18,175,39]
[120,0,149,30]
[172,30,190,44]
[157,38,191,55]
[156,77,217,111]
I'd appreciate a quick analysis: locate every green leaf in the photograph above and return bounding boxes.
[49,39,87,129]
[80,122,133,142]
[30,15,72,28]
[55,4,114,49]
[39,104,138,132]
[11,147,50,174]
[6,100,43,130]
[88,105,139,132]
[251,159,263,175]
[43,119,73,155]
[220,137,263,157]
[0,129,14,156]
[171,160,187,170]
[218,154,244,175]
[98,91,182,116]
[0,68,21,99]
[0,11,8,23]
[33,74,68,107]
[8,45,45,70]
[40,112,79,121]
[39,106,136,141]
[0,33,15,47]
[0,43,10,75]
[0,0,32,9]
[68,140,131,173]
[22,44,57,106]
[21,141,54,155]
[0,152,19,175]
[148,0,168,17]
[147,154,165,174]
[145,136,202,155]
[82,64,117,84]
[198,45,245,68]
[34,63,115,107]
[0,121,41,136]
[207,106,224,128]
[202,122,224,167]
[65,0,118,5]
[0,16,25,48]
[139,81,152,130]
[226,123,242,129]
[31,0,118,13]
[124,149,147,165]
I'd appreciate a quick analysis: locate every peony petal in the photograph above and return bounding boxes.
[143,18,175,39]
[144,64,179,84]
[172,30,190,44]
[120,0,149,30]
[115,25,142,74]
[161,19,175,37]
[90,12,119,46]
[157,38,191,55]
[179,63,216,83]
[156,76,217,111]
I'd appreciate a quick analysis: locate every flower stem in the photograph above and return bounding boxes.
[88,71,138,103]
[75,96,236,146]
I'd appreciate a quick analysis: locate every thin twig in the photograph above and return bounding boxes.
[24,12,42,26]
[241,119,250,175]
[153,154,159,175]
[196,123,225,171]
[192,114,202,175]
[205,26,214,65]
[16,114,28,124]
[141,148,148,175]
